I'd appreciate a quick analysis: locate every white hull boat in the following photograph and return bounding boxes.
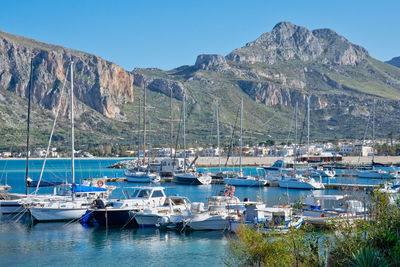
[125,171,160,183]
[278,176,324,190]
[355,169,397,179]
[30,200,88,222]
[186,212,237,231]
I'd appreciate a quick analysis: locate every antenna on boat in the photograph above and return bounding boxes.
[25,59,33,195]
[71,61,75,201]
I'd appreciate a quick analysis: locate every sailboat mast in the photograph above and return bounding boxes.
[143,84,147,165]
[70,61,75,200]
[183,89,186,173]
[137,98,141,163]
[239,98,243,175]
[170,87,173,158]
[294,102,298,176]
[216,100,221,172]
[307,96,310,170]
[25,60,33,195]
[372,99,375,163]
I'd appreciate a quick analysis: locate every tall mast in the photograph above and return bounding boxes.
[307,96,310,171]
[170,87,173,158]
[70,61,75,200]
[239,98,243,175]
[25,60,33,195]
[372,98,375,163]
[143,83,146,165]
[294,102,298,177]
[183,89,186,173]
[216,100,221,172]
[137,98,141,162]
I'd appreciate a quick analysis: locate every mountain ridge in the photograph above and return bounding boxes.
[1,22,400,149]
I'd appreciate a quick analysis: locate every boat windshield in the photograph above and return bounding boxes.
[137,189,151,198]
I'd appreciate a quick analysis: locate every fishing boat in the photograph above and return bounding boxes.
[90,186,167,226]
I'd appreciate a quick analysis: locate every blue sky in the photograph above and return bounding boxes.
[0,0,398,70]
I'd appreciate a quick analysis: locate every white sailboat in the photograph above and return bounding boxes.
[278,101,324,190]
[173,88,211,185]
[125,86,161,183]
[29,61,107,222]
[224,99,267,187]
[355,100,398,179]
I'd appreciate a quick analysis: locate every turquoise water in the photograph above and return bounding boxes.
[0,159,380,266]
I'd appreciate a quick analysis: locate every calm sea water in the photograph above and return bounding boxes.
[0,159,383,266]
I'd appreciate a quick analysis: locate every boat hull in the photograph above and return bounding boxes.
[30,207,87,222]
[0,201,25,215]
[224,178,267,187]
[135,214,161,227]
[278,180,324,190]
[173,174,211,185]
[91,209,138,227]
[187,215,231,230]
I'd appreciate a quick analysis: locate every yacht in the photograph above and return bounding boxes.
[278,174,325,190]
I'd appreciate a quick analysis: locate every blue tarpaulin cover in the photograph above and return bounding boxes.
[73,184,107,192]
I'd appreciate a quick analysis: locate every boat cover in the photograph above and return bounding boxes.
[73,184,107,192]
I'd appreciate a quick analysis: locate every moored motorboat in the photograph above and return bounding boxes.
[174,171,212,185]
[125,170,160,183]
[230,203,304,233]
[278,174,325,190]
[90,186,167,227]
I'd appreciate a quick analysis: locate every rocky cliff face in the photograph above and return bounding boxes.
[0,30,134,120]
[386,56,400,68]
[226,22,369,66]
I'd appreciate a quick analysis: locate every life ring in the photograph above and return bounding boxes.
[97,180,105,187]
[199,173,203,177]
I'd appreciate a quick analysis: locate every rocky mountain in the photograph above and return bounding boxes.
[0,30,134,120]
[1,22,400,149]
[386,56,400,68]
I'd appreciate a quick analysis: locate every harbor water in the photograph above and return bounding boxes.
[0,159,387,266]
